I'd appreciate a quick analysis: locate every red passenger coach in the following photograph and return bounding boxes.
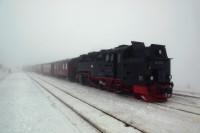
[53,59,69,77]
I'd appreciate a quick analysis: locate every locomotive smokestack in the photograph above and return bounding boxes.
[131,41,145,46]
[131,41,145,49]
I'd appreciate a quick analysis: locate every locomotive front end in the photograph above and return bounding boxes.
[132,43,173,102]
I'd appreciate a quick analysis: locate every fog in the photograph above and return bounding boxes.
[0,0,199,92]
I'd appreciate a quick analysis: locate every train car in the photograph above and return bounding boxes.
[53,59,69,77]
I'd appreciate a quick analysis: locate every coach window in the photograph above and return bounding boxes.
[105,54,109,62]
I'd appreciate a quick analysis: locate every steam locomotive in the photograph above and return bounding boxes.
[25,41,173,102]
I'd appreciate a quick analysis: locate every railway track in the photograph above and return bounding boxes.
[155,93,200,116]
[29,73,200,133]
[35,73,200,116]
[156,102,200,116]
[29,74,144,133]
[173,93,200,99]
[168,99,200,108]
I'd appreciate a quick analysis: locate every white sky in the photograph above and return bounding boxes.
[0,0,199,91]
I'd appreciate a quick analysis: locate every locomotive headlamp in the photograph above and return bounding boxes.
[169,75,172,80]
[159,49,162,55]
[91,64,94,68]
[150,76,154,80]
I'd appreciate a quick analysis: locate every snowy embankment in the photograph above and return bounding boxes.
[30,73,200,133]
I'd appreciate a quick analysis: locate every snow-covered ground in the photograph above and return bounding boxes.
[32,73,200,133]
[32,76,141,133]
[0,69,8,80]
[0,73,98,133]
[173,84,200,94]
[2,72,199,133]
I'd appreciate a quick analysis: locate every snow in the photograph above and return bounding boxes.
[33,73,200,133]
[0,73,97,133]
[33,76,141,133]
[174,90,200,98]
[161,95,200,114]
[173,84,200,94]
[32,79,100,133]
